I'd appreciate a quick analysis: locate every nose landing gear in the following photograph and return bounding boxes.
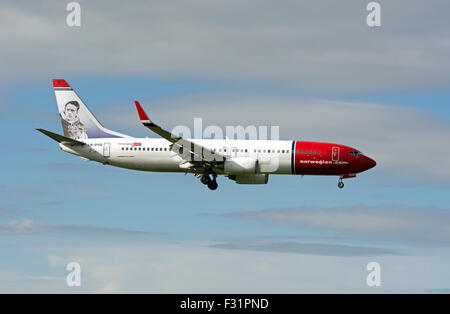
[337,173,356,188]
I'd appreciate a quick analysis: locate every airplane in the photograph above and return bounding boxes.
[37,79,376,190]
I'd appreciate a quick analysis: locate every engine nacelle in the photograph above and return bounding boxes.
[223,157,258,174]
[231,174,269,184]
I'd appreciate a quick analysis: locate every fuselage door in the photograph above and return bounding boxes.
[332,146,339,162]
[103,143,111,158]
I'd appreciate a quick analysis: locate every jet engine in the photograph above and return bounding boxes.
[229,174,269,184]
[223,157,258,174]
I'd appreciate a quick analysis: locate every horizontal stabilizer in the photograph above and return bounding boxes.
[36,128,86,146]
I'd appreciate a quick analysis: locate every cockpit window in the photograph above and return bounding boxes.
[349,150,363,156]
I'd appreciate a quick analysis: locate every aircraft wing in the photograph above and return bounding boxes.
[134,101,226,170]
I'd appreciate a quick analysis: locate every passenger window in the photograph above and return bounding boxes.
[282,150,285,153]
[245,149,248,153]
[164,148,167,151]
[313,151,315,154]
[309,151,312,154]
[318,151,320,154]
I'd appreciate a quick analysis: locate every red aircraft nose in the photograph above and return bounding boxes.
[365,156,376,170]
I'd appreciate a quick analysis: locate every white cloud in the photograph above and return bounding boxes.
[1,1,450,91]
[212,239,400,257]
[2,240,450,293]
[226,205,450,245]
[0,219,150,235]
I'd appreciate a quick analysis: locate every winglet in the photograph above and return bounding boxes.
[135,101,151,123]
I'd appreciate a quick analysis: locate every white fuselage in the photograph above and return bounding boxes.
[60,138,294,175]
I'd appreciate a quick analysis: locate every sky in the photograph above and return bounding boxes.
[1,0,450,293]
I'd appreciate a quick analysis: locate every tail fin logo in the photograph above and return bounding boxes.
[60,100,88,140]
[52,79,129,140]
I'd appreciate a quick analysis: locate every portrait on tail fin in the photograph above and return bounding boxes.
[60,100,88,140]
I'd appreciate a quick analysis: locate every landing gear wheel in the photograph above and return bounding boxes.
[200,175,211,185]
[338,181,344,189]
[207,180,218,190]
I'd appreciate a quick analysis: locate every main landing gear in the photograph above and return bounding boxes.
[200,174,218,190]
[338,178,344,189]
